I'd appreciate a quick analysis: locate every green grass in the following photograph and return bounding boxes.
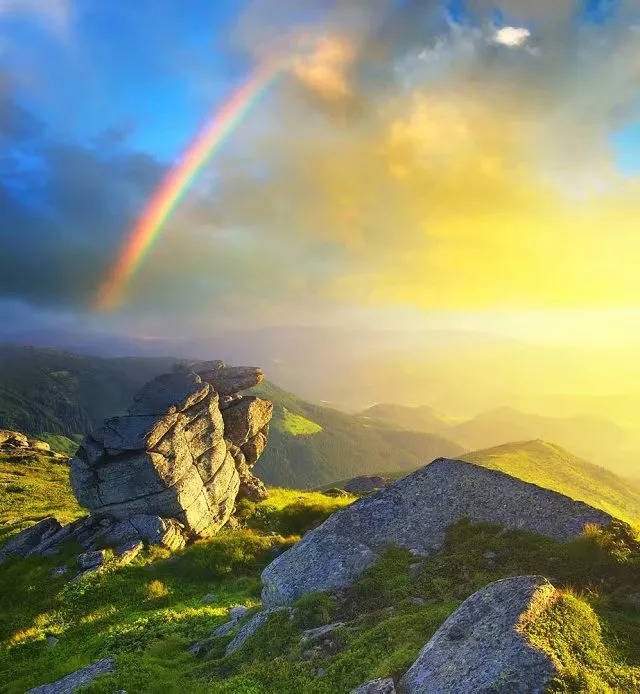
[0,450,83,544]
[1,500,639,693]
[37,432,82,456]
[462,440,640,526]
[281,408,323,436]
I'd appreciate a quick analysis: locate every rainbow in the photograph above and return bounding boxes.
[95,62,281,311]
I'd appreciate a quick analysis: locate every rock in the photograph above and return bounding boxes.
[0,429,29,447]
[300,622,345,645]
[343,476,390,494]
[225,607,294,655]
[77,550,106,570]
[26,657,116,693]
[197,364,264,395]
[0,517,62,564]
[51,565,68,577]
[484,551,498,561]
[398,576,558,694]
[114,540,143,565]
[222,397,273,448]
[261,458,614,606]
[351,678,396,694]
[69,364,272,543]
[200,593,217,604]
[228,605,250,621]
[209,605,251,637]
[46,636,59,648]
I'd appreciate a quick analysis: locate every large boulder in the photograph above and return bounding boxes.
[65,362,272,546]
[398,576,558,693]
[261,458,613,606]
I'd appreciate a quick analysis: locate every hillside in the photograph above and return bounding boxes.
[0,345,174,437]
[252,381,463,488]
[462,440,640,527]
[450,406,628,467]
[358,403,457,435]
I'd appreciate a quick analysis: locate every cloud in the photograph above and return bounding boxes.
[291,35,355,100]
[493,26,531,47]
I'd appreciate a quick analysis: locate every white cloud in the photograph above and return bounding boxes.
[493,26,531,47]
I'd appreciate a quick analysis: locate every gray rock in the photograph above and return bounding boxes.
[0,517,62,564]
[114,540,143,564]
[69,363,272,542]
[77,550,106,570]
[351,678,396,694]
[51,565,68,577]
[262,458,614,606]
[225,607,294,655]
[197,365,264,395]
[46,636,59,648]
[26,657,115,693]
[222,397,273,447]
[398,576,558,693]
[300,622,345,645]
[200,593,217,604]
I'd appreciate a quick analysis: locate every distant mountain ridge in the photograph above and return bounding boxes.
[359,401,633,477]
[0,346,463,489]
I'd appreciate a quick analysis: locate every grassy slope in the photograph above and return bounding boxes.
[0,450,83,544]
[252,382,464,488]
[358,403,459,435]
[462,440,640,526]
[0,446,639,692]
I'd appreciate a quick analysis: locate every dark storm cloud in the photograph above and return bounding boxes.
[0,110,165,308]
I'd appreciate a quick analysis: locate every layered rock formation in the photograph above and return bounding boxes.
[1,362,272,565]
[261,458,614,605]
[70,362,272,541]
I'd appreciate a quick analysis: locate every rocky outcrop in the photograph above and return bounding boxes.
[398,576,558,693]
[3,362,271,564]
[68,363,272,545]
[26,657,116,694]
[261,458,613,606]
[225,607,295,655]
[0,430,65,458]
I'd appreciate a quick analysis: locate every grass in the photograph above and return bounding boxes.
[0,450,83,544]
[280,408,323,436]
[462,440,640,526]
[1,444,639,692]
[37,432,82,456]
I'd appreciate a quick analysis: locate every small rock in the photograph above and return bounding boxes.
[46,636,58,648]
[483,550,497,560]
[51,565,68,577]
[409,597,426,606]
[300,622,345,645]
[77,550,106,570]
[0,517,63,564]
[114,540,143,565]
[225,607,294,655]
[200,593,217,604]
[188,642,206,657]
[316,668,326,677]
[26,657,116,693]
[228,605,250,620]
[350,677,396,693]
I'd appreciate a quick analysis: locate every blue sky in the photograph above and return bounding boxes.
[1,0,640,351]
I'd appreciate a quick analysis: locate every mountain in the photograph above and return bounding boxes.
[0,346,463,489]
[450,406,628,466]
[0,345,175,436]
[357,403,458,435]
[462,440,640,526]
[252,381,464,488]
[362,400,635,476]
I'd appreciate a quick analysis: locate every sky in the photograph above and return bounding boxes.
[2,0,640,418]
